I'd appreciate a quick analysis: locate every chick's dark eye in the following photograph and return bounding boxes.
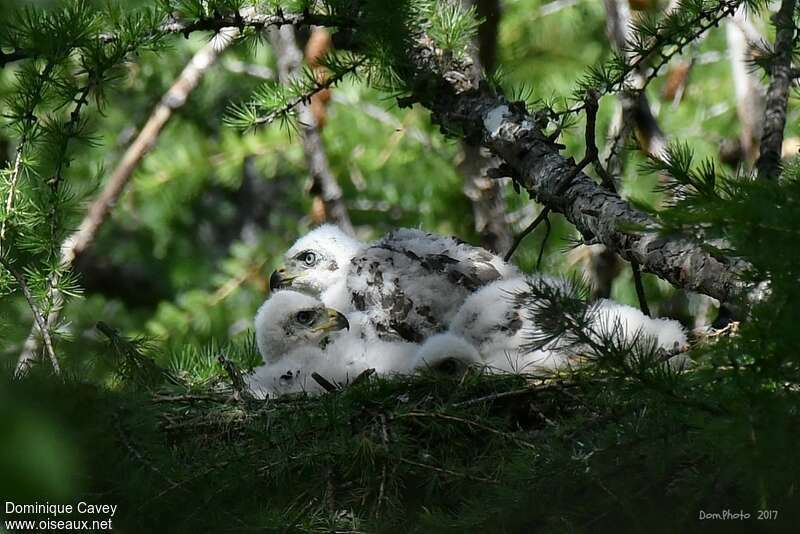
[296,310,314,325]
[300,252,316,266]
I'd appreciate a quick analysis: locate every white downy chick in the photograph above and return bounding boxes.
[269,224,364,311]
[249,290,417,398]
[446,276,689,373]
[270,225,519,343]
[413,333,483,375]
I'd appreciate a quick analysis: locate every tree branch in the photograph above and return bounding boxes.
[0,149,25,252]
[1,257,60,375]
[1,61,56,255]
[159,10,353,37]
[504,207,550,262]
[756,0,797,180]
[0,9,352,68]
[269,25,355,236]
[63,28,239,265]
[403,38,751,306]
[0,48,29,68]
[15,30,237,375]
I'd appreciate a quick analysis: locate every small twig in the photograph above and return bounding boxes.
[0,150,24,253]
[325,465,337,515]
[351,367,376,387]
[549,91,604,194]
[1,257,60,375]
[454,381,570,408]
[504,207,550,262]
[536,215,552,270]
[15,30,238,375]
[397,457,498,484]
[269,25,355,235]
[0,10,354,69]
[506,91,602,262]
[396,411,538,450]
[249,58,364,130]
[151,393,221,403]
[453,388,536,407]
[1,61,55,255]
[529,404,558,427]
[630,260,650,316]
[312,372,339,393]
[217,353,254,401]
[114,415,176,486]
[151,460,229,501]
[49,80,94,194]
[376,413,389,517]
[707,321,739,339]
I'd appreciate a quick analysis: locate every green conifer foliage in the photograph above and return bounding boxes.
[1,1,799,531]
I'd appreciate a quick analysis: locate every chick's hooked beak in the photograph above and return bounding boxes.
[313,308,350,333]
[269,267,296,291]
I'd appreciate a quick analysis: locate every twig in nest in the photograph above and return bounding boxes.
[696,321,740,342]
[396,411,537,450]
[377,413,389,517]
[325,465,337,515]
[452,380,580,408]
[312,372,339,392]
[217,353,254,401]
[151,393,220,403]
[351,367,375,387]
[397,457,498,484]
[114,415,176,486]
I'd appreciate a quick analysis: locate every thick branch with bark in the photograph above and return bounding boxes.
[269,26,354,236]
[160,11,353,36]
[403,43,750,305]
[756,0,797,180]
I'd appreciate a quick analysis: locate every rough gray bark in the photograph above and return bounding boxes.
[756,0,797,180]
[403,42,750,306]
[458,0,512,254]
[269,26,354,236]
